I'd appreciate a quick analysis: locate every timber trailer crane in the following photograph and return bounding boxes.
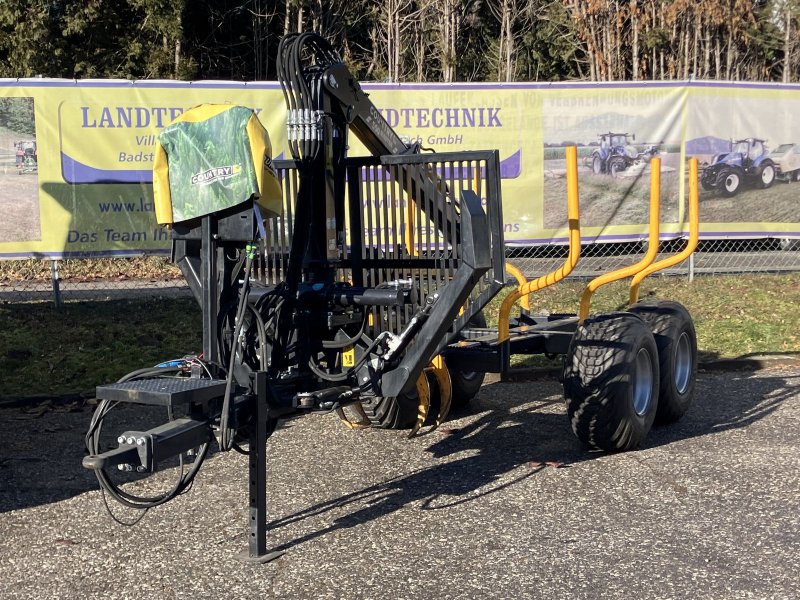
[82,32,701,562]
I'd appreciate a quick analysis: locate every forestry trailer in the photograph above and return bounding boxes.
[82,33,700,562]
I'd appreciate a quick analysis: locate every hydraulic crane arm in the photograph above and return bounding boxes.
[277,33,459,245]
[322,62,408,156]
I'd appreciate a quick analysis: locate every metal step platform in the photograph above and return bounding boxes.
[95,377,227,407]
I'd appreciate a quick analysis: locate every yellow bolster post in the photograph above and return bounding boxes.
[504,262,531,311]
[629,158,700,304]
[497,146,581,342]
[578,157,662,322]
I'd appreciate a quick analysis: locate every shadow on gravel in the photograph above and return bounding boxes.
[0,400,199,514]
[263,371,799,553]
[0,371,797,525]
[0,401,99,513]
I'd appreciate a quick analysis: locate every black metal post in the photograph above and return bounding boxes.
[237,371,284,563]
[201,215,219,366]
[50,260,62,308]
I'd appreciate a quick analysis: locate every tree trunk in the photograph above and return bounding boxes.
[784,6,792,83]
[504,0,513,81]
[631,0,639,80]
[683,22,690,78]
[443,0,453,82]
[394,9,401,81]
[725,27,733,79]
[692,11,699,77]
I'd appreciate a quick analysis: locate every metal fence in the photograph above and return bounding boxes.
[508,237,800,280]
[1,237,798,305]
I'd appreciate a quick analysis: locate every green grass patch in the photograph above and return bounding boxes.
[0,256,182,282]
[0,273,798,398]
[1,298,202,397]
[485,273,800,365]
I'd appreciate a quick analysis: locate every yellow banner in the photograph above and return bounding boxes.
[0,80,798,258]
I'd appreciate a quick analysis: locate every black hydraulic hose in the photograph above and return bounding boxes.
[219,246,256,452]
[270,172,314,371]
[85,366,210,511]
[216,301,269,372]
[278,32,341,162]
[321,310,368,349]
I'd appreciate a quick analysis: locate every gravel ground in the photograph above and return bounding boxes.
[1,368,798,600]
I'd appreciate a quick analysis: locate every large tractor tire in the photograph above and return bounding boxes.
[608,157,627,178]
[360,311,487,427]
[758,160,776,189]
[563,312,659,451]
[360,391,419,430]
[629,301,697,424]
[448,311,488,409]
[356,334,418,429]
[717,167,742,197]
[700,173,716,191]
[591,155,603,174]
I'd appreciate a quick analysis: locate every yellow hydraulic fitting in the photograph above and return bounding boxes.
[497,146,581,342]
[578,157,662,322]
[629,158,700,304]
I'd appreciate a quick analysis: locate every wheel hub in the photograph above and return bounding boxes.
[674,332,692,394]
[633,347,654,416]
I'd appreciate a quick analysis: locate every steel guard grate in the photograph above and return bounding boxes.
[260,151,505,349]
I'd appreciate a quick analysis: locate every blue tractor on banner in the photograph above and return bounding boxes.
[700,137,776,197]
[588,132,658,177]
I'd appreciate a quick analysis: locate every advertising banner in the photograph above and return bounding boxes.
[0,80,798,259]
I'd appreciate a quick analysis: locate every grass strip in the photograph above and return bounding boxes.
[1,273,798,398]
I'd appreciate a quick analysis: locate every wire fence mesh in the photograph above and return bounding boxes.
[507,237,800,281]
[1,237,798,305]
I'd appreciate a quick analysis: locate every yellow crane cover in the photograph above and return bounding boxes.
[153,104,282,225]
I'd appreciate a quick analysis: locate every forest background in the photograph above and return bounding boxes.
[0,1,798,84]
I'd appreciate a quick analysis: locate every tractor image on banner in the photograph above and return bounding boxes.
[587,132,659,177]
[700,137,776,196]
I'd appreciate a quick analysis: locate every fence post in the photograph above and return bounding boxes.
[50,260,62,308]
[688,253,695,283]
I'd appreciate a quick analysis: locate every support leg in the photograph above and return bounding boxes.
[237,371,284,563]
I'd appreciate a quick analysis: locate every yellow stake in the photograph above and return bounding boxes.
[578,157,662,322]
[405,196,417,257]
[497,146,581,342]
[629,158,700,304]
[428,356,453,432]
[504,262,531,311]
[408,372,431,438]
